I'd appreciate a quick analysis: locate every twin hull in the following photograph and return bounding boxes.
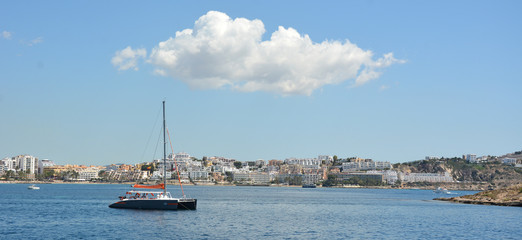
[109,198,197,210]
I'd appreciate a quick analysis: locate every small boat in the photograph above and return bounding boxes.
[109,101,196,210]
[433,187,451,194]
[302,184,316,188]
[28,184,40,190]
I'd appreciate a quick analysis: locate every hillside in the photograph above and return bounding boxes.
[393,157,522,189]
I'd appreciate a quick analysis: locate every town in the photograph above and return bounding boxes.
[1,151,521,189]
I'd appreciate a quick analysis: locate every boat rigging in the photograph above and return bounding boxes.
[109,101,197,210]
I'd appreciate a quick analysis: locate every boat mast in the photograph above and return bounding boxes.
[163,100,167,196]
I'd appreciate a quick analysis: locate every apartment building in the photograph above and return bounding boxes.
[398,172,453,183]
[342,161,392,171]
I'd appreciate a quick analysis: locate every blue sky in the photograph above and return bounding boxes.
[1,1,521,165]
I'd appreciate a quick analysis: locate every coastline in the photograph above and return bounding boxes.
[0,180,233,186]
[434,184,522,207]
[435,197,522,207]
[0,180,489,191]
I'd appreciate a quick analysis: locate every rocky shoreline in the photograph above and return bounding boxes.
[434,184,522,207]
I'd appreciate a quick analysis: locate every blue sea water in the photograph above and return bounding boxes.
[0,184,520,239]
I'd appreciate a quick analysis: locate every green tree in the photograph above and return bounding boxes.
[59,170,79,180]
[43,169,55,179]
[141,164,155,173]
[289,176,303,185]
[17,171,27,180]
[271,177,282,184]
[3,170,15,179]
[322,174,338,187]
[394,179,402,187]
[58,171,67,180]
[233,161,242,169]
[224,171,233,182]
[71,170,79,180]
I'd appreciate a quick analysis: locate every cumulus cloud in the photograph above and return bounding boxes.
[117,11,404,95]
[111,46,147,71]
[2,31,12,39]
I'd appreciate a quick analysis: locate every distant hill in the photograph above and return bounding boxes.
[394,157,522,189]
[500,150,522,160]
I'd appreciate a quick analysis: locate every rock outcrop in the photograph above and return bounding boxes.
[435,184,522,207]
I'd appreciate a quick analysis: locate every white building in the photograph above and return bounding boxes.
[255,159,266,167]
[303,173,321,184]
[0,165,8,175]
[38,159,55,174]
[173,152,191,161]
[209,156,236,164]
[1,158,16,171]
[212,165,235,174]
[158,159,178,172]
[250,173,270,183]
[285,158,321,167]
[232,172,250,182]
[189,171,209,180]
[150,170,173,180]
[232,172,270,184]
[342,161,392,171]
[78,167,100,180]
[465,154,478,163]
[163,152,199,170]
[502,158,517,165]
[368,170,399,184]
[399,172,453,183]
[105,164,120,171]
[10,155,38,174]
[174,152,193,166]
[318,155,334,164]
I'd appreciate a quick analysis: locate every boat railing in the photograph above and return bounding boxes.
[121,190,174,200]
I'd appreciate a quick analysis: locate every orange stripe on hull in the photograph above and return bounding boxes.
[167,203,178,205]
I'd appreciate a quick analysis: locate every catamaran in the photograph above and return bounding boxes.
[109,101,197,210]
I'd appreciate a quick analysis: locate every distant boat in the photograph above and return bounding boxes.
[108,101,196,210]
[28,184,40,190]
[433,187,451,194]
[302,184,316,188]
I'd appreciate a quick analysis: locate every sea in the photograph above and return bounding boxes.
[0,184,520,240]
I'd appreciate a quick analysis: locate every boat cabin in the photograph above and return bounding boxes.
[119,190,173,200]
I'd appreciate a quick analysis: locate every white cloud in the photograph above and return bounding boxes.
[2,31,12,39]
[27,37,43,46]
[1,31,46,46]
[111,46,147,71]
[119,11,404,95]
[355,53,405,86]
